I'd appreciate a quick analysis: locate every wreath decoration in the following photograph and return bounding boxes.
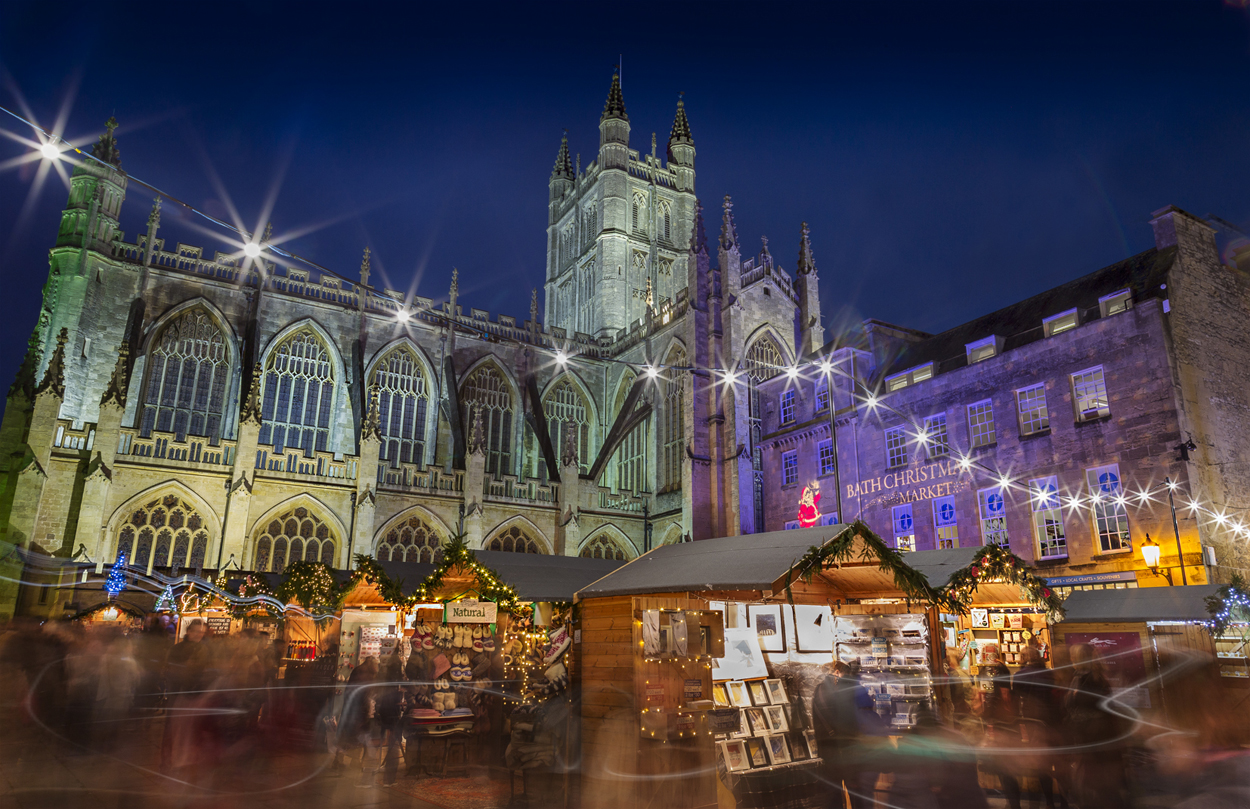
[783,520,942,606]
[939,544,1065,620]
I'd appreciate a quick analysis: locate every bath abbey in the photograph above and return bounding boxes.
[0,73,826,599]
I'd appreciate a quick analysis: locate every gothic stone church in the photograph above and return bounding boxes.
[0,75,826,597]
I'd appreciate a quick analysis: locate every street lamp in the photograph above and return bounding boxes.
[1164,475,1188,586]
[1139,533,1168,583]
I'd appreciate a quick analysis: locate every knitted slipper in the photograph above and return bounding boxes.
[482,631,495,653]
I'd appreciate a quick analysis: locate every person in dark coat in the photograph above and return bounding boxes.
[374,655,407,786]
[811,661,860,809]
[1013,646,1068,809]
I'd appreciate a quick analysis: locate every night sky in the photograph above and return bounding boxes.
[2,1,1249,385]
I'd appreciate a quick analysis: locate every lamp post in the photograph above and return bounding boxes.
[822,361,843,524]
[1140,533,1171,585]
[1164,476,1188,586]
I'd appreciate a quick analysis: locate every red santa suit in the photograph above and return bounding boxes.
[797,489,822,528]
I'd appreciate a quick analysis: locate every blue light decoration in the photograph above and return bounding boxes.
[105,553,127,598]
[155,584,174,612]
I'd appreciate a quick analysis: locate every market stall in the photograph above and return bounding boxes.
[574,522,942,809]
[1051,583,1248,745]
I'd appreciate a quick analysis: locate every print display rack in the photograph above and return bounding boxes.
[832,614,933,730]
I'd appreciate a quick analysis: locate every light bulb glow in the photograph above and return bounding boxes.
[818,360,832,374]
[644,365,660,380]
[40,141,60,160]
[243,242,262,258]
[785,366,800,380]
[396,309,411,324]
[555,350,568,365]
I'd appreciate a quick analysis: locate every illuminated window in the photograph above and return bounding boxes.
[745,337,785,382]
[660,346,687,492]
[461,363,514,476]
[259,329,334,457]
[140,309,229,442]
[933,495,958,549]
[252,506,336,573]
[543,377,591,474]
[967,400,996,448]
[1029,476,1066,559]
[818,440,836,476]
[612,374,648,493]
[978,487,1009,547]
[1087,464,1130,552]
[965,336,1000,364]
[581,535,629,561]
[115,493,210,572]
[1017,384,1049,435]
[1072,367,1110,422]
[486,525,543,554]
[924,414,949,458]
[1043,309,1079,337]
[376,514,442,564]
[781,450,798,486]
[372,347,428,468]
[1099,289,1132,317]
[780,390,796,424]
[892,504,915,552]
[885,426,908,468]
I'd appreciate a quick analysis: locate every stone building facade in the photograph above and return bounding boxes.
[755,205,1250,590]
[0,77,827,617]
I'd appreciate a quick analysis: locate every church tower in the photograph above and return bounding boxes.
[544,78,697,340]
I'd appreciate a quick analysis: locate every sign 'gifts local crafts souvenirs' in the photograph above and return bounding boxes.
[446,599,498,623]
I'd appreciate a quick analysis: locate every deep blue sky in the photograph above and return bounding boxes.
[2,1,1249,385]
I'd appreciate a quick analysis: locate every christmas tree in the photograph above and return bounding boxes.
[105,553,127,598]
[155,584,174,612]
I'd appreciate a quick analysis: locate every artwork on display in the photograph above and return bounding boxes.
[789,732,809,760]
[748,604,786,653]
[713,683,730,707]
[746,737,769,767]
[643,610,662,656]
[717,628,769,681]
[794,604,834,652]
[719,739,750,772]
[745,707,768,736]
[1009,613,1024,630]
[728,681,752,707]
[733,710,752,738]
[765,733,791,765]
[796,481,822,528]
[764,705,788,732]
[990,612,1005,629]
[671,612,689,657]
[804,730,818,759]
[749,680,770,706]
[970,609,989,628]
[765,678,788,704]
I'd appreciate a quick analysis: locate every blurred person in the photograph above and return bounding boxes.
[945,651,973,721]
[845,661,887,809]
[374,655,407,786]
[812,660,858,809]
[334,655,379,787]
[1063,645,1128,809]
[1013,646,1068,809]
[132,615,173,711]
[161,618,209,771]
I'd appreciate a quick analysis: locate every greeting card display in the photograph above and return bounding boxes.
[716,628,769,682]
[764,705,788,732]
[719,739,750,772]
[728,681,752,707]
[745,738,768,767]
[748,680,769,706]
[765,679,787,704]
[765,733,791,765]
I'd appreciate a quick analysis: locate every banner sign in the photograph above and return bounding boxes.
[446,600,498,623]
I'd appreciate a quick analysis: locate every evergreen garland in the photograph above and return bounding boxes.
[1206,573,1250,637]
[938,544,1066,619]
[783,521,942,606]
[276,561,341,611]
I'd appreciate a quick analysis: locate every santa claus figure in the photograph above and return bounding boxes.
[797,481,821,528]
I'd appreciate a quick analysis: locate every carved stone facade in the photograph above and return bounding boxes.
[0,77,825,617]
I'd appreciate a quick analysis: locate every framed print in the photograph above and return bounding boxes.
[728,681,752,708]
[712,683,730,707]
[789,732,809,760]
[719,739,750,772]
[748,604,786,653]
[718,628,770,681]
[765,733,791,765]
[745,707,768,736]
[990,612,1005,629]
[748,680,769,706]
[733,710,751,738]
[764,705,789,732]
[745,737,768,768]
[794,604,834,652]
[764,678,787,704]
[970,608,989,628]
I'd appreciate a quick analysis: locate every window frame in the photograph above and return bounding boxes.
[977,486,1010,547]
[885,426,908,469]
[781,449,799,486]
[1087,464,1131,553]
[1016,383,1050,436]
[780,389,796,425]
[817,439,836,477]
[815,380,830,412]
[1029,476,1067,559]
[933,494,958,550]
[1099,289,1132,317]
[965,336,1001,364]
[967,400,996,448]
[923,414,949,459]
[1043,308,1079,337]
[1071,366,1110,422]
[892,503,916,552]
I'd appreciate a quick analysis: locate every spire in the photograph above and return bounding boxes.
[530,288,539,328]
[690,199,708,255]
[100,342,130,409]
[35,328,68,399]
[669,95,693,146]
[551,132,573,181]
[8,333,39,400]
[467,404,485,456]
[362,386,382,443]
[147,197,161,228]
[601,71,628,122]
[760,235,772,267]
[91,117,121,168]
[448,268,459,315]
[720,195,739,252]
[359,247,371,287]
[240,368,263,425]
[561,420,579,469]
[796,222,816,276]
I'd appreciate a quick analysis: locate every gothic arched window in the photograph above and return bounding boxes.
[140,309,230,441]
[252,506,336,573]
[613,373,648,493]
[632,193,648,236]
[376,514,443,563]
[659,345,687,493]
[580,535,628,561]
[259,329,334,457]
[115,493,210,573]
[543,377,591,474]
[486,525,543,554]
[658,201,672,242]
[461,363,514,476]
[372,347,428,467]
[745,336,785,383]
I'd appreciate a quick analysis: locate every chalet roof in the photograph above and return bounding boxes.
[377,551,624,603]
[576,525,854,599]
[1057,584,1222,624]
